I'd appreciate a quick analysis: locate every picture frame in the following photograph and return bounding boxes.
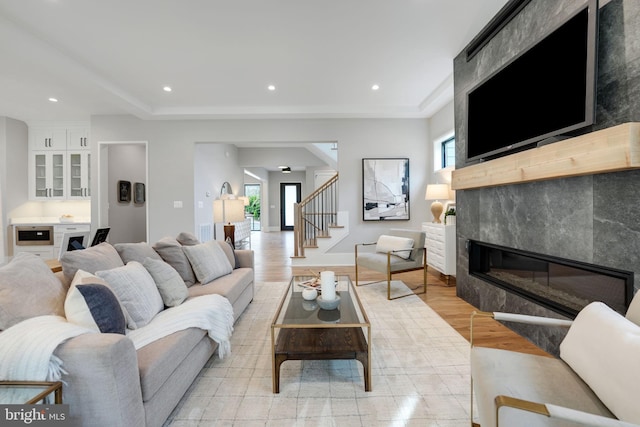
[134,182,145,204]
[118,180,131,203]
[362,158,410,221]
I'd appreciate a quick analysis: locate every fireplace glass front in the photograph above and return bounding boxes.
[468,240,633,318]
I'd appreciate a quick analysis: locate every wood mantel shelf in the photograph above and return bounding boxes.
[451,122,640,190]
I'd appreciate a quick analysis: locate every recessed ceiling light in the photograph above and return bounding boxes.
[163,86,172,92]
[48,97,58,102]
[268,85,276,91]
[371,84,380,91]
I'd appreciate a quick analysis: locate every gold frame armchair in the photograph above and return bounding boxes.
[469,311,639,427]
[354,229,427,300]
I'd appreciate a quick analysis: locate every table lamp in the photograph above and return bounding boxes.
[425,184,450,223]
[213,198,246,247]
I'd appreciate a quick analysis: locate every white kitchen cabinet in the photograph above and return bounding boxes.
[28,125,90,200]
[422,222,456,284]
[29,151,66,200]
[66,128,90,150]
[13,244,54,259]
[67,151,91,199]
[30,128,67,150]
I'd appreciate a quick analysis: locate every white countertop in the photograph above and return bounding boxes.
[10,217,91,226]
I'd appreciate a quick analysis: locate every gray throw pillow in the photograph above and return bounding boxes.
[0,253,67,330]
[96,261,164,329]
[218,240,236,269]
[183,240,233,284]
[113,242,163,264]
[152,237,197,286]
[142,257,188,307]
[61,242,124,283]
[176,232,200,246]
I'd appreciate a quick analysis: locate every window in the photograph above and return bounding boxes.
[441,137,455,168]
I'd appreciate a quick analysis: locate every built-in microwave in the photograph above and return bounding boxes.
[15,226,54,246]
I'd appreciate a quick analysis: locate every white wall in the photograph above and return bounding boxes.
[90,116,431,249]
[193,143,244,237]
[0,117,28,257]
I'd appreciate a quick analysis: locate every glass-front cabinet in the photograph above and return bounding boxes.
[67,152,90,199]
[30,151,66,200]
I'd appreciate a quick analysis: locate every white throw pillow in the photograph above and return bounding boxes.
[375,235,414,260]
[96,261,164,329]
[560,302,640,424]
[183,240,233,284]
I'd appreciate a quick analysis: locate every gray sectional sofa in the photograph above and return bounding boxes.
[0,233,254,427]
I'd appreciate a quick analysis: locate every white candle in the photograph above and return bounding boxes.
[321,271,336,301]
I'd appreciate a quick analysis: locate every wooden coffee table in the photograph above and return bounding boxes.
[270,275,371,393]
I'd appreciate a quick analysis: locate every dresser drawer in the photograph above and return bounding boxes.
[422,222,456,277]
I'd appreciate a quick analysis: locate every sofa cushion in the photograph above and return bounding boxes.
[560,301,640,424]
[61,242,124,283]
[96,261,164,329]
[136,327,207,401]
[142,257,188,307]
[183,240,233,284]
[375,235,414,260]
[0,252,67,330]
[65,282,126,334]
[187,268,253,304]
[152,237,197,287]
[113,242,163,264]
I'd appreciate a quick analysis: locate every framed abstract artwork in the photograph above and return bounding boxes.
[362,158,410,221]
[118,180,131,203]
[134,182,145,204]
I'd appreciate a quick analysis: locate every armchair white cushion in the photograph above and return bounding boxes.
[375,235,414,259]
[355,229,426,300]
[560,302,640,424]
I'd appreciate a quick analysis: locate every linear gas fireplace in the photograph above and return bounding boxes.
[468,240,634,318]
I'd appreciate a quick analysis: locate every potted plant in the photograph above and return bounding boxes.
[444,207,456,225]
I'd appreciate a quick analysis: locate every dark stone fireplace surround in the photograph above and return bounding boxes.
[454,0,640,355]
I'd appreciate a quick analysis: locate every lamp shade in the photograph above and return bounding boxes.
[425,184,450,224]
[425,184,450,200]
[213,199,246,224]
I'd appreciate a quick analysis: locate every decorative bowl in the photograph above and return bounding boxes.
[302,288,318,301]
[316,295,340,310]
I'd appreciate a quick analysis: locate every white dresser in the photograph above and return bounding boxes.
[422,222,456,284]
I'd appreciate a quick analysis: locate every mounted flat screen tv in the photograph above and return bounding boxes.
[466,0,599,163]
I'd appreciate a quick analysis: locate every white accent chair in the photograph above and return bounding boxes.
[470,295,640,427]
[354,228,427,300]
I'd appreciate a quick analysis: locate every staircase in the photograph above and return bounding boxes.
[291,173,350,266]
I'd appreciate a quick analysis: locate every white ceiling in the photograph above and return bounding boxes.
[0,0,508,123]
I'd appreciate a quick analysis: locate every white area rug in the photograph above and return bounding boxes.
[164,280,472,427]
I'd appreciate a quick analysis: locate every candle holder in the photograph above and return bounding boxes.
[316,295,340,310]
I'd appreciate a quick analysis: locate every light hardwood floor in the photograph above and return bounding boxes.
[251,230,549,357]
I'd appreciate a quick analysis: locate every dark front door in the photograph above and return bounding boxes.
[280,183,301,231]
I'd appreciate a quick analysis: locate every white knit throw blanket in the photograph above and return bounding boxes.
[0,315,92,403]
[127,294,234,358]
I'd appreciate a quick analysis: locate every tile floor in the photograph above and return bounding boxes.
[164,281,472,426]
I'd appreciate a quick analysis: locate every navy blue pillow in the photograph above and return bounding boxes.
[65,283,126,334]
